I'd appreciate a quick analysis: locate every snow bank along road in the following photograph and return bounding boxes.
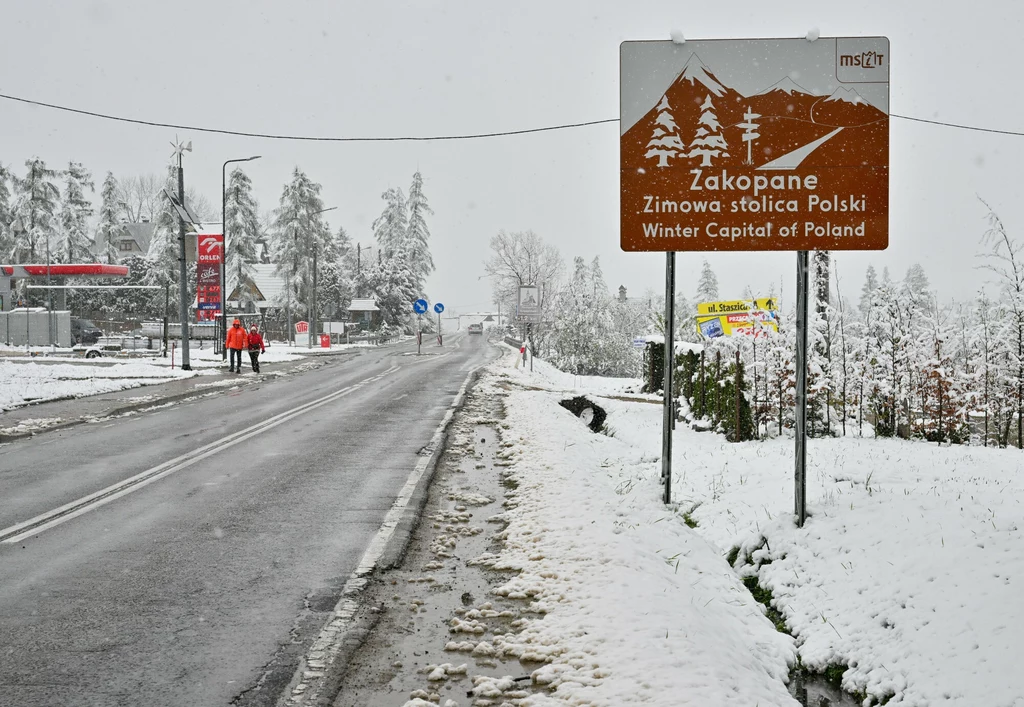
[0,333,496,706]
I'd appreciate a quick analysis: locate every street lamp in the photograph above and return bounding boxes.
[221,155,261,360]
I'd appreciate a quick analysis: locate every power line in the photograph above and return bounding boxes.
[890,113,1024,137]
[0,90,1022,140]
[0,92,617,141]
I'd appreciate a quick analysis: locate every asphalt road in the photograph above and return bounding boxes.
[0,333,497,707]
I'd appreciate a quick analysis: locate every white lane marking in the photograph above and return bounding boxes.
[284,358,482,706]
[0,365,402,545]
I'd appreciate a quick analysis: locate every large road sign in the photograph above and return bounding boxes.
[620,37,889,252]
[413,299,428,314]
[517,285,541,322]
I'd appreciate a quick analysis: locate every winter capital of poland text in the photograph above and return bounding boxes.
[640,170,867,242]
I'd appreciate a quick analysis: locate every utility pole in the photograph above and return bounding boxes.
[173,139,192,371]
[309,241,317,349]
[287,255,293,346]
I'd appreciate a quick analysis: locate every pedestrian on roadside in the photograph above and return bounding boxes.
[225,318,248,373]
[248,324,266,373]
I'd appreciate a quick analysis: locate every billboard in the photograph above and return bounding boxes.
[620,37,889,252]
[695,298,779,339]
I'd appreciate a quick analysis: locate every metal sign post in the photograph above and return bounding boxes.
[794,251,810,527]
[413,298,428,355]
[662,252,676,504]
[434,302,445,345]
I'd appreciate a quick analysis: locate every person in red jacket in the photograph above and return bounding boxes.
[247,324,266,373]
[225,319,248,373]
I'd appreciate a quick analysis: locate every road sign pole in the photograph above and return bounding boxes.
[437,312,442,345]
[417,314,422,355]
[662,252,675,504]
[794,250,810,527]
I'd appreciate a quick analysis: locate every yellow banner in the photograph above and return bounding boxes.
[695,297,780,338]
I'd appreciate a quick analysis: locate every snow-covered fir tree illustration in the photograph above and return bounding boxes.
[688,95,729,166]
[638,53,885,171]
[644,96,686,167]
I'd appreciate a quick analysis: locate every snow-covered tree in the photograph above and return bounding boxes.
[485,229,564,338]
[688,95,729,167]
[56,162,94,263]
[859,264,878,318]
[0,163,13,260]
[146,163,184,297]
[95,172,124,264]
[224,167,263,311]
[645,96,687,168]
[11,158,60,262]
[368,187,419,329]
[373,187,408,255]
[978,199,1024,448]
[270,168,332,321]
[367,240,419,329]
[695,259,719,303]
[405,171,435,283]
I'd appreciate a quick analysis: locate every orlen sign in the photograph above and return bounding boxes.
[197,233,223,264]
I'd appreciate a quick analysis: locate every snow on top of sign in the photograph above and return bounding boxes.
[824,86,867,104]
[676,53,727,97]
[806,27,820,42]
[670,28,685,45]
[755,76,815,96]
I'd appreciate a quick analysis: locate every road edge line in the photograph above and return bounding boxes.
[279,361,488,707]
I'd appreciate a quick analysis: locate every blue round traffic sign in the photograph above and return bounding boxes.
[433,302,444,314]
[413,298,428,314]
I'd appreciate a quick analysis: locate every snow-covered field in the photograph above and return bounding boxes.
[0,359,205,411]
[487,351,1024,706]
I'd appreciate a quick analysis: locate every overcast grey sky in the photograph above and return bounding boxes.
[1,0,1022,312]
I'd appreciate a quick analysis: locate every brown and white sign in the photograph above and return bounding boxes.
[620,37,889,252]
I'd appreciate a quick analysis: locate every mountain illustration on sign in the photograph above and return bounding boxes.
[625,53,887,173]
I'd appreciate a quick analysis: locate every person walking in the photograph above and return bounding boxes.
[225,318,248,373]
[247,324,266,373]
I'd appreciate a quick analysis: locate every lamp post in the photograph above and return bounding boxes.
[308,206,337,349]
[221,155,261,360]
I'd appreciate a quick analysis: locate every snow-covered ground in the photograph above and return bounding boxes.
[0,359,205,411]
[476,355,798,706]
[487,351,1023,706]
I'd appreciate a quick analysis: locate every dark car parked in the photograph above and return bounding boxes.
[71,318,103,345]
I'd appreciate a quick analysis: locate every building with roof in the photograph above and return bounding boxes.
[347,298,381,329]
[96,222,157,262]
[225,264,289,313]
